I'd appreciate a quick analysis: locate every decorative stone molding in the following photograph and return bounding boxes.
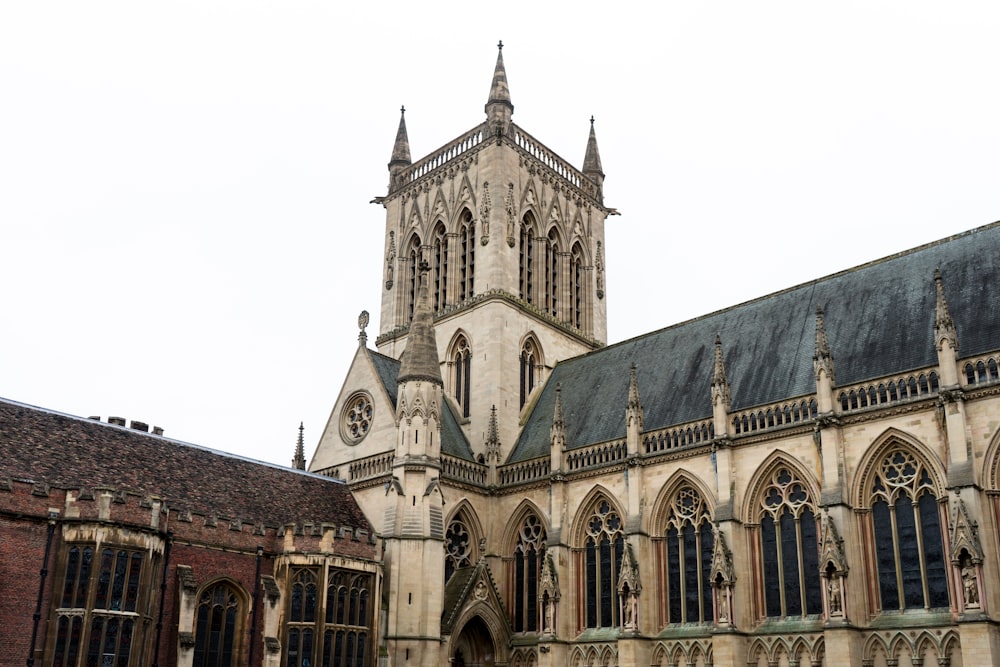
[178,631,195,649]
[176,565,198,594]
[261,575,281,605]
[480,181,491,245]
[617,543,641,633]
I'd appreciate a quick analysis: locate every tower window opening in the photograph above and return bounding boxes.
[454,337,472,418]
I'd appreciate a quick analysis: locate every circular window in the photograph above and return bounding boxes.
[341,392,374,444]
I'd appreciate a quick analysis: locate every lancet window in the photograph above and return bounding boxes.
[405,235,421,322]
[660,485,714,625]
[868,447,949,610]
[193,582,243,667]
[459,209,475,301]
[433,223,448,312]
[511,514,547,632]
[570,242,584,330]
[519,339,539,409]
[545,229,559,318]
[581,499,624,629]
[756,467,822,618]
[286,569,319,667]
[453,336,471,418]
[519,215,535,304]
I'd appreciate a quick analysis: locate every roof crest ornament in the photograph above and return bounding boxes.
[934,269,958,352]
[813,307,835,384]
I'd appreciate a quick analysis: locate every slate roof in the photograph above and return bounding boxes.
[511,222,1000,462]
[368,350,475,460]
[0,398,373,531]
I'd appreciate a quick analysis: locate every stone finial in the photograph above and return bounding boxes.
[626,363,643,431]
[550,383,566,450]
[388,106,411,168]
[711,335,731,409]
[934,269,958,352]
[397,261,443,385]
[813,307,835,383]
[358,310,370,347]
[292,422,306,470]
[485,405,502,462]
[485,41,514,139]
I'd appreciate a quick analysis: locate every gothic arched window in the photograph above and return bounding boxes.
[570,242,584,330]
[405,235,421,322]
[433,223,448,312]
[660,485,714,625]
[512,514,547,632]
[445,515,474,583]
[582,499,624,628]
[869,448,949,610]
[322,571,373,667]
[756,467,822,618]
[453,336,471,418]
[459,210,475,302]
[193,582,242,667]
[519,215,535,304]
[519,339,539,409]
[545,229,559,318]
[286,569,318,667]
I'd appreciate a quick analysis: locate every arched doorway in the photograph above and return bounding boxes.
[452,616,495,667]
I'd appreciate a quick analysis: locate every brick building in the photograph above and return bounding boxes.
[0,400,380,666]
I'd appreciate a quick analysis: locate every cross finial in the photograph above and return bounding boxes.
[400,105,405,115]
[590,115,595,125]
[498,40,503,51]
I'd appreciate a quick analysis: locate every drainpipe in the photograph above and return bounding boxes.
[248,545,264,666]
[27,510,59,667]
[152,531,173,667]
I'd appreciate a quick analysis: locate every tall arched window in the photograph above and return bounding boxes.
[322,571,373,667]
[512,514,547,632]
[406,235,421,322]
[453,336,471,418]
[433,223,448,312]
[660,485,714,625]
[582,499,624,628]
[286,569,319,667]
[756,467,822,618]
[570,243,584,330]
[459,210,475,301]
[519,215,535,304]
[519,339,539,409]
[445,515,474,583]
[869,448,949,610]
[545,229,559,318]
[193,582,242,667]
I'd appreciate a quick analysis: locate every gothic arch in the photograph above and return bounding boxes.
[499,498,550,553]
[518,333,545,409]
[446,330,473,418]
[741,449,820,525]
[455,177,478,216]
[191,577,250,667]
[570,485,625,546]
[851,427,947,507]
[543,221,567,250]
[447,602,511,667]
[446,328,474,358]
[429,188,451,228]
[446,499,485,548]
[518,180,540,215]
[445,500,485,582]
[648,469,717,534]
[981,424,1000,489]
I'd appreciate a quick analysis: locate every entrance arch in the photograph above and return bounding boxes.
[452,615,495,667]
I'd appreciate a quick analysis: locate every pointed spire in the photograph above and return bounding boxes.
[389,106,411,168]
[397,261,443,385]
[292,422,306,470]
[934,269,958,351]
[550,383,566,450]
[358,310,370,348]
[485,405,502,462]
[485,41,513,139]
[711,335,731,408]
[813,307,835,383]
[626,363,643,431]
[583,116,604,176]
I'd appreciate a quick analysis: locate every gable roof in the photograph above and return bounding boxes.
[368,350,474,460]
[511,221,1000,462]
[0,398,373,531]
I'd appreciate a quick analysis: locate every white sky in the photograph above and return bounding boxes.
[2,2,998,466]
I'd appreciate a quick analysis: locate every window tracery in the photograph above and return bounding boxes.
[446,516,474,582]
[545,229,559,318]
[519,339,539,409]
[433,223,448,312]
[193,582,242,667]
[453,336,471,418]
[570,242,584,330]
[660,485,714,625]
[405,235,421,322]
[868,448,949,610]
[756,467,822,618]
[512,514,547,632]
[582,499,624,628]
[459,209,475,301]
[519,215,535,304]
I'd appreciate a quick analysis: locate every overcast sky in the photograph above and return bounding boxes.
[2,2,998,467]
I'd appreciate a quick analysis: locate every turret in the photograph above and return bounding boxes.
[388,106,412,193]
[625,364,643,456]
[813,308,836,414]
[711,335,731,438]
[582,116,605,203]
[934,269,960,387]
[291,422,306,470]
[484,41,514,139]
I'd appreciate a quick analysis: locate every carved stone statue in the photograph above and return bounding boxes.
[827,578,842,615]
[543,596,554,633]
[962,558,980,608]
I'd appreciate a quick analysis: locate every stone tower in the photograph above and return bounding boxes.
[374,43,615,459]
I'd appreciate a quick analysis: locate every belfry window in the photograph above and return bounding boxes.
[519,215,535,304]
[459,210,475,301]
[512,514,547,632]
[52,544,149,667]
[433,223,448,312]
[406,236,421,322]
[193,582,243,667]
[582,500,624,628]
[570,242,584,329]
[453,336,471,418]
[756,467,822,618]
[869,448,949,610]
[545,229,559,318]
[660,485,714,624]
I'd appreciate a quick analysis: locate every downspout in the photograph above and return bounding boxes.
[27,510,59,667]
[247,545,264,666]
[152,531,173,667]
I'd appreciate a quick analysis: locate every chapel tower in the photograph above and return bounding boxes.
[374,43,615,458]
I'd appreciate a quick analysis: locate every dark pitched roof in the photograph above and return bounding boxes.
[368,350,474,460]
[511,222,1000,461]
[0,398,372,531]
